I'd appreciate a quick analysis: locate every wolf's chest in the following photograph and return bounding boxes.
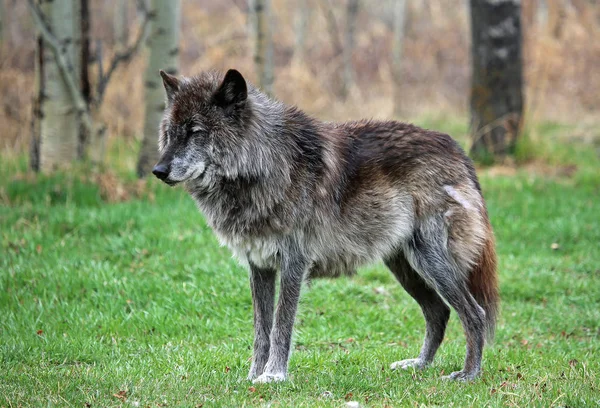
[215,231,280,269]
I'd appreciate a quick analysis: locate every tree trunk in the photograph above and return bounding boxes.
[292,0,310,63]
[469,0,524,162]
[341,0,359,100]
[137,0,181,177]
[114,0,129,51]
[30,34,44,172]
[253,0,273,95]
[39,0,81,172]
[0,0,4,49]
[391,0,407,117]
[77,0,92,159]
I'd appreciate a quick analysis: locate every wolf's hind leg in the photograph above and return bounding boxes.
[403,218,487,381]
[385,252,450,371]
[248,263,276,380]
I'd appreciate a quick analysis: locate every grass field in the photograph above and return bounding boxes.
[1,122,599,407]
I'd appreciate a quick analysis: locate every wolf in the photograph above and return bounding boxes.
[152,69,499,383]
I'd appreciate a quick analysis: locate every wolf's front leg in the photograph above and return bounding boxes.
[247,264,277,380]
[253,244,307,384]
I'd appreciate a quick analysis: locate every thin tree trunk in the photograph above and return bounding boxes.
[321,0,343,57]
[293,0,310,63]
[77,0,92,159]
[137,0,180,177]
[30,34,44,172]
[469,0,524,161]
[253,0,273,95]
[39,0,81,172]
[114,0,129,50]
[0,0,4,49]
[341,0,359,100]
[391,0,407,117]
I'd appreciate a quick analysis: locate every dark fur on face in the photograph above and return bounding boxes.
[153,69,499,383]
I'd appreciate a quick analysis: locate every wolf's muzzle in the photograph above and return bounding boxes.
[152,163,170,181]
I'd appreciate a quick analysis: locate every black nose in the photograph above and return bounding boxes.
[152,163,170,180]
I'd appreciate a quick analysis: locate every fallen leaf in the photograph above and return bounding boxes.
[569,359,578,367]
[225,366,230,373]
[36,330,43,336]
[345,392,354,401]
[248,386,256,392]
[113,390,127,401]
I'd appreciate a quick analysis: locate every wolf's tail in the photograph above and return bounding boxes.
[468,221,499,342]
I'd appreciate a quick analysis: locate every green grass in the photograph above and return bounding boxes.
[1,126,599,407]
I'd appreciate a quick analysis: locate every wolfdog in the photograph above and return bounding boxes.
[152,69,499,383]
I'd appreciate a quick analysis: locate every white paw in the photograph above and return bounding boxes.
[252,372,286,384]
[441,370,478,381]
[390,358,426,370]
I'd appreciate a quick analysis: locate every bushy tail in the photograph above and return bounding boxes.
[468,222,499,342]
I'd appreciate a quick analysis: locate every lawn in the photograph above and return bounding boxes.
[1,122,599,407]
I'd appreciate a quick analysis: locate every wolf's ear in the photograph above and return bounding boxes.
[159,70,180,101]
[213,69,247,111]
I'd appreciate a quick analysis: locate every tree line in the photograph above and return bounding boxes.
[26,0,524,176]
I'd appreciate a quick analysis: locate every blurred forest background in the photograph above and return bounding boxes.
[1,0,599,176]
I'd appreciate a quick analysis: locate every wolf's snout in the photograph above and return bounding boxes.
[152,163,170,181]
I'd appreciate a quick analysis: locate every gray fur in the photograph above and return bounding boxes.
[153,69,499,383]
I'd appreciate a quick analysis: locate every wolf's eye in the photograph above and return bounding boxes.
[189,125,207,139]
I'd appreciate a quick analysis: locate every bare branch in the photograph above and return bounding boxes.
[95,0,152,106]
[26,0,94,135]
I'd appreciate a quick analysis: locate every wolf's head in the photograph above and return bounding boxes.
[152,69,252,186]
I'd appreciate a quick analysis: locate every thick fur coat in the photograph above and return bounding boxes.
[153,69,499,382]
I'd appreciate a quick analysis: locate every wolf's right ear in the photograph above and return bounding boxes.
[213,69,247,111]
[159,70,180,102]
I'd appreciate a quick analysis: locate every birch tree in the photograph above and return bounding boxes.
[37,0,80,172]
[252,0,274,95]
[28,0,151,172]
[391,0,407,117]
[137,0,181,177]
[341,0,359,99]
[469,0,524,161]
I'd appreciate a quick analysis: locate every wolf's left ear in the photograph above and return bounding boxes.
[213,69,247,111]
[159,70,180,102]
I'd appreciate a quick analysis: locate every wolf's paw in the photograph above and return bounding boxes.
[390,358,427,371]
[441,370,479,382]
[252,372,286,384]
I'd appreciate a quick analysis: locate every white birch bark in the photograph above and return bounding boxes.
[137,0,181,177]
[39,0,80,172]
